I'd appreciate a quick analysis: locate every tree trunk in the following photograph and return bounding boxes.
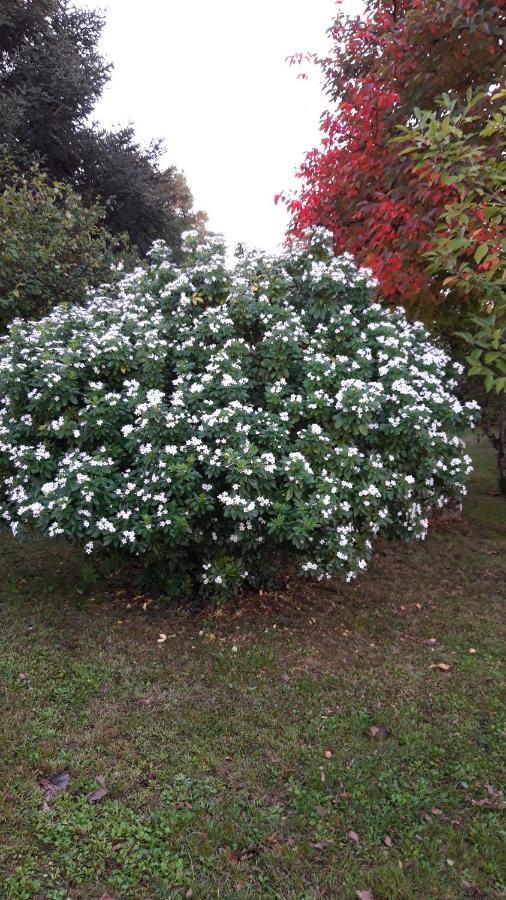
[498,410,506,496]
[484,400,506,496]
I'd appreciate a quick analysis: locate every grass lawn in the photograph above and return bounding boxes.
[0,440,505,899]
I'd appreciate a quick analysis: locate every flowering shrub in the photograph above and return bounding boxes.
[0,229,476,599]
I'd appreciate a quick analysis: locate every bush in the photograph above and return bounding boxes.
[0,229,477,599]
[0,165,136,330]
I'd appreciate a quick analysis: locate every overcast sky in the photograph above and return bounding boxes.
[81,0,360,252]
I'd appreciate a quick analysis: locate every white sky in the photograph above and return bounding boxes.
[81,0,360,252]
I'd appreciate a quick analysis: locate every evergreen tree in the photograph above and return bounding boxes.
[0,0,202,254]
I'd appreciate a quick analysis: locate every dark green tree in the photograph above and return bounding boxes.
[0,0,200,254]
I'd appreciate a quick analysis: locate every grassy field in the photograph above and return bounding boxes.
[0,440,505,899]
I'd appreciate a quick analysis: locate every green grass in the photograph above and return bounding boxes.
[0,442,505,899]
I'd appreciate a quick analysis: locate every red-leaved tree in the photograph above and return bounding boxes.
[281,0,506,308]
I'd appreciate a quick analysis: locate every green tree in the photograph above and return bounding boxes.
[398,89,506,491]
[0,0,202,255]
[0,165,135,331]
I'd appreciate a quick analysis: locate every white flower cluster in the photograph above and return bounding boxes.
[0,229,477,598]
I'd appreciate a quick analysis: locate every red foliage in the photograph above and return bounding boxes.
[283,0,506,304]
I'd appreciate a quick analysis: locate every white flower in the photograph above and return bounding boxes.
[97,518,115,534]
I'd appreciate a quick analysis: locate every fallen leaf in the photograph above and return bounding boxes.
[157,633,167,643]
[384,835,393,847]
[471,798,494,808]
[324,750,332,759]
[471,784,501,808]
[468,648,477,654]
[228,841,265,862]
[369,725,380,737]
[348,830,360,844]
[38,772,70,810]
[47,772,70,790]
[310,839,333,850]
[185,891,193,898]
[429,663,450,671]
[357,891,374,900]
[87,774,108,803]
[431,807,443,815]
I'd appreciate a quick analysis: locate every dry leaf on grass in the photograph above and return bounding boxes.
[309,839,333,850]
[348,830,360,844]
[87,774,108,803]
[38,772,70,811]
[429,662,450,671]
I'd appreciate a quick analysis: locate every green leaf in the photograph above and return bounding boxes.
[445,238,468,253]
[483,206,503,220]
[474,243,489,264]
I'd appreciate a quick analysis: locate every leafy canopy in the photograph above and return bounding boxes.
[397,89,506,394]
[0,0,203,254]
[0,165,135,331]
[282,0,505,305]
